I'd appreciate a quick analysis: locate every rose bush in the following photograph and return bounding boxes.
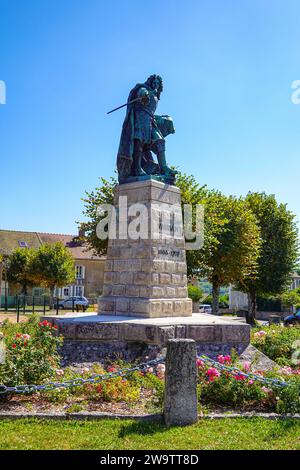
[0,315,63,387]
[251,325,300,366]
[197,354,300,413]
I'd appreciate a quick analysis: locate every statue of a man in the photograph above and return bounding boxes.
[117,75,177,184]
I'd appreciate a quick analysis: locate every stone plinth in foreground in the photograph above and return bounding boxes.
[42,312,250,365]
[98,179,192,318]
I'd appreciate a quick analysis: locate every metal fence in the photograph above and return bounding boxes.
[0,295,98,322]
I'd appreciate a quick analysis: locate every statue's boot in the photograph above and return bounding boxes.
[133,141,146,177]
[157,152,177,177]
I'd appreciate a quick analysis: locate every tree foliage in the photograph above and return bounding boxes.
[6,248,36,295]
[78,176,116,256]
[187,284,203,302]
[237,192,299,323]
[280,289,300,310]
[197,193,261,314]
[30,243,75,294]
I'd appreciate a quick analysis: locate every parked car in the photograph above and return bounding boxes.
[199,304,212,314]
[284,310,300,326]
[54,296,89,312]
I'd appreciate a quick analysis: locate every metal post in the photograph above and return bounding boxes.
[72,297,75,312]
[56,296,59,316]
[32,295,35,314]
[17,296,20,323]
[164,339,198,427]
[4,287,7,312]
[4,259,8,312]
[23,295,26,316]
[43,296,46,315]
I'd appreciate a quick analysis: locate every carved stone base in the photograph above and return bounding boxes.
[41,313,251,365]
[98,179,192,318]
[99,297,192,317]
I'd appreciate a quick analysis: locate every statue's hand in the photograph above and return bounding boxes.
[141,93,150,105]
[137,87,150,106]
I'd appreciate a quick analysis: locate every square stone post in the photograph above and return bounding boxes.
[164,339,198,426]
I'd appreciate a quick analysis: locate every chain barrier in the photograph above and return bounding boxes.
[197,355,289,388]
[0,353,293,397]
[0,357,165,397]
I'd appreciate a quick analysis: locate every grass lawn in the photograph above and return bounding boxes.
[0,418,299,450]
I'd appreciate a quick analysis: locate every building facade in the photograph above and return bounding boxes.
[0,229,105,300]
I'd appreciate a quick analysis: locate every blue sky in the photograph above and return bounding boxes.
[0,0,299,234]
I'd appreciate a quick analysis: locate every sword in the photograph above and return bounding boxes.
[107,90,156,115]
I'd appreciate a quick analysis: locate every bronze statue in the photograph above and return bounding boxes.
[110,75,177,185]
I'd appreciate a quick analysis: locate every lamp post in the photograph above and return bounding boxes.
[0,252,9,311]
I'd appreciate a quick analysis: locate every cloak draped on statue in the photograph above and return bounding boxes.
[117,83,147,179]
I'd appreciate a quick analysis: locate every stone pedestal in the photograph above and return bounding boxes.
[98,179,192,318]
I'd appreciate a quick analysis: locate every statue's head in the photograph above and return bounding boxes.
[145,74,163,99]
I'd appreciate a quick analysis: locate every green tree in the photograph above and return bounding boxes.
[78,176,116,256]
[175,173,210,278]
[188,284,203,313]
[238,192,299,324]
[280,290,300,312]
[6,248,36,295]
[31,243,75,298]
[196,193,261,315]
[175,176,261,315]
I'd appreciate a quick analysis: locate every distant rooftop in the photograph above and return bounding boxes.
[0,229,104,261]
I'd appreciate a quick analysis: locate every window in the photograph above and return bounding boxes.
[75,265,85,280]
[74,285,84,296]
[18,241,28,248]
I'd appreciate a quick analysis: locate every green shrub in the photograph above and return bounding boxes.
[197,354,300,412]
[276,379,300,414]
[219,294,229,309]
[203,294,212,305]
[251,325,300,366]
[202,294,229,308]
[188,285,203,302]
[0,316,63,387]
[45,363,165,409]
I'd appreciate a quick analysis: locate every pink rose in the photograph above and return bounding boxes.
[234,373,246,381]
[224,355,231,364]
[242,361,251,372]
[206,367,221,382]
[21,334,30,341]
[217,355,231,364]
[254,330,267,338]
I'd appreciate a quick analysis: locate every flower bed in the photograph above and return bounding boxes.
[197,355,300,414]
[251,325,300,367]
[0,315,63,387]
[0,317,299,415]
